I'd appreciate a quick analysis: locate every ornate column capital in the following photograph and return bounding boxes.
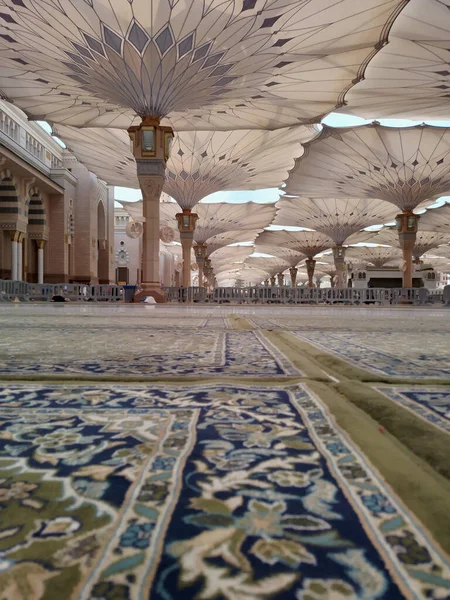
[194,243,207,263]
[138,174,165,200]
[176,209,199,245]
[332,244,346,266]
[128,116,174,165]
[127,116,172,303]
[396,211,420,248]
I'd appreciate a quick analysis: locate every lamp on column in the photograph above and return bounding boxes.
[395,211,419,289]
[176,210,198,288]
[203,263,212,290]
[305,258,316,287]
[128,116,173,303]
[276,272,284,287]
[332,245,346,288]
[289,266,298,287]
[194,243,207,287]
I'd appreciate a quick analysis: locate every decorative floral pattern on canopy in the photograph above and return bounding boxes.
[374,227,450,258]
[345,246,402,267]
[418,203,450,233]
[256,230,333,258]
[274,197,395,245]
[54,125,316,207]
[343,0,450,120]
[283,125,450,211]
[0,0,407,129]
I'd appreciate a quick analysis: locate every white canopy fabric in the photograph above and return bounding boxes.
[345,246,402,267]
[252,245,305,268]
[375,227,450,257]
[205,231,260,256]
[255,230,332,258]
[215,266,268,285]
[0,0,406,130]
[418,203,450,233]
[284,124,450,211]
[343,0,450,120]
[274,197,396,244]
[425,245,450,259]
[421,254,450,268]
[53,123,316,208]
[120,200,275,245]
[209,246,254,269]
[245,256,291,277]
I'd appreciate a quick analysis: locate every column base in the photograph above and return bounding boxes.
[134,283,166,303]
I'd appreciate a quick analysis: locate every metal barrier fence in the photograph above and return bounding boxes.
[2,280,448,305]
[0,280,121,302]
[165,286,449,306]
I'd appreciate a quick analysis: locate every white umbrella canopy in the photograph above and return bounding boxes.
[163,127,315,209]
[315,266,337,283]
[205,231,261,256]
[209,246,254,270]
[213,260,248,275]
[255,230,332,258]
[421,254,450,268]
[252,245,305,268]
[52,123,317,207]
[345,245,403,267]
[121,201,275,244]
[282,266,308,278]
[245,256,291,277]
[188,202,276,244]
[418,203,450,233]
[343,0,450,121]
[374,227,450,257]
[274,197,396,244]
[0,0,406,130]
[283,124,450,212]
[215,266,267,286]
[425,244,450,259]
[165,243,195,264]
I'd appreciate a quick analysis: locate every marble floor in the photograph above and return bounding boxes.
[0,303,449,599]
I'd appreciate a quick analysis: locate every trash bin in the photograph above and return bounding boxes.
[123,285,136,303]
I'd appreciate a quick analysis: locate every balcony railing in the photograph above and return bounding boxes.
[25,131,45,162]
[0,103,63,172]
[0,109,20,143]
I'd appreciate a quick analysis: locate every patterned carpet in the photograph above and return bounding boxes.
[293,331,450,379]
[0,304,449,599]
[0,382,448,600]
[374,387,450,435]
[246,310,449,333]
[0,329,299,377]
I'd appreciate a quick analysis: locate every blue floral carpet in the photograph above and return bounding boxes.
[0,383,448,599]
[293,332,450,379]
[0,329,299,377]
[374,387,450,435]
